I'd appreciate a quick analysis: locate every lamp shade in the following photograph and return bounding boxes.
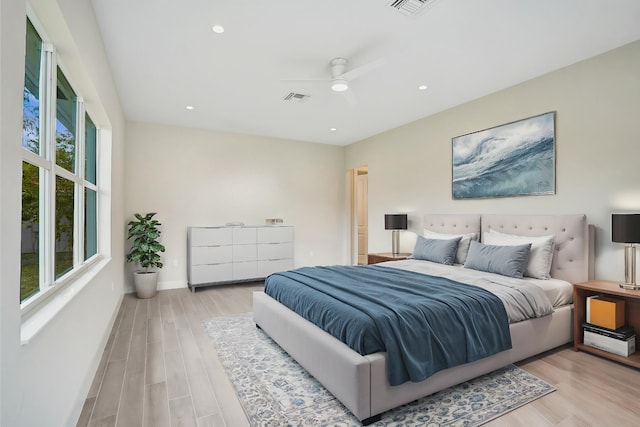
[385,214,407,230]
[612,214,640,243]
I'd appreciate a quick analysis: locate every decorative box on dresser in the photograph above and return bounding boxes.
[187,225,293,291]
[573,279,640,367]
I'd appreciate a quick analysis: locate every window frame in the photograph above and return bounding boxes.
[20,15,103,316]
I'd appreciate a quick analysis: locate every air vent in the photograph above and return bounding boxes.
[388,0,436,16]
[283,92,310,103]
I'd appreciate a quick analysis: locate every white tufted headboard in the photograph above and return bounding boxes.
[423,214,592,284]
[422,214,481,235]
[481,214,590,284]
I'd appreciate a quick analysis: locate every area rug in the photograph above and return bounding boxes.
[203,313,555,427]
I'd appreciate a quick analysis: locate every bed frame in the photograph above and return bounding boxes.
[253,214,592,424]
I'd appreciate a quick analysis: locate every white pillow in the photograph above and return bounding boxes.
[483,229,555,279]
[423,229,478,264]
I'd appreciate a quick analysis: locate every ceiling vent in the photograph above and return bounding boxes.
[283,92,310,103]
[388,0,437,16]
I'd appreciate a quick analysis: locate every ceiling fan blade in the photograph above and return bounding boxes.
[340,57,386,81]
[280,78,331,83]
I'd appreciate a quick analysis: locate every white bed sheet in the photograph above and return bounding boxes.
[524,277,573,307]
[381,259,573,318]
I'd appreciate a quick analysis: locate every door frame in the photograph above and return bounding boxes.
[348,166,368,265]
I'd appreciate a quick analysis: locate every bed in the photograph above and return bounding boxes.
[253,214,592,424]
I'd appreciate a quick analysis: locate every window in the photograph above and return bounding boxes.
[85,114,98,260]
[21,18,100,307]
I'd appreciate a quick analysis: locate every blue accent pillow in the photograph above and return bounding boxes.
[411,235,462,265]
[464,240,532,278]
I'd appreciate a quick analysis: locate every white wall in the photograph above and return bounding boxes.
[124,122,346,291]
[0,0,126,425]
[346,41,640,282]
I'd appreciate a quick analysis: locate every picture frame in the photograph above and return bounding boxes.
[451,111,555,199]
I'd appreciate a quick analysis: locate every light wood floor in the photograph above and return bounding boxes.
[78,284,640,427]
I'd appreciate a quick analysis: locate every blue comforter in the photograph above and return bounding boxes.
[264,265,512,386]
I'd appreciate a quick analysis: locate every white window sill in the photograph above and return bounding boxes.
[20,257,111,345]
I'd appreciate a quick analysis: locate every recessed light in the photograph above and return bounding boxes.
[212,25,225,34]
[186,105,194,110]
[330,128,337,132]
[418,85,428,91]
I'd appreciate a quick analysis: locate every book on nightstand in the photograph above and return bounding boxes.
[582,322,635,340]
[586,295,600,323]
[589,296,625,330]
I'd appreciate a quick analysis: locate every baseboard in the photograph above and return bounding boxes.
[125,280,188,294]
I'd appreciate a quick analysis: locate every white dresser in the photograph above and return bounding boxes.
[187,225,294,291]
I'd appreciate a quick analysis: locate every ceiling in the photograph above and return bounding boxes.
[90,0,640,146]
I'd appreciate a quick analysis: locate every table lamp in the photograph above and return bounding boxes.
[385,214,407,255]
[612,213,640,290]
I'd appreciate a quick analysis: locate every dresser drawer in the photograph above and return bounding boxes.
[233,261,259,281]
[190,246,232,265]
[258,258,294,277]
[189,263,233,285]
[233,227,257,244]
[190,227,232,246]
[257,226,293,244]
[258,242,293,260]
[233,244,257,262]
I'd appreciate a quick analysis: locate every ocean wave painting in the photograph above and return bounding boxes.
[452,112,555,199]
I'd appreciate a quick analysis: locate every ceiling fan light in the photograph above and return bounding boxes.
[331,79,349,92]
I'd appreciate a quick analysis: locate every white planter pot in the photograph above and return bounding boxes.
[133,271,158,299]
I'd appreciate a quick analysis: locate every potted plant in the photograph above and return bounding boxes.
[126,212,166,298]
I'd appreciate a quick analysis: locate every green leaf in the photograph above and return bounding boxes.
[125,212,165,269]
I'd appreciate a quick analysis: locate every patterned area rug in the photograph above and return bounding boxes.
[203,313,555,427]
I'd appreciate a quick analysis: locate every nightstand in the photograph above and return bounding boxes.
[367,252,411,265]
[573,280,640,368]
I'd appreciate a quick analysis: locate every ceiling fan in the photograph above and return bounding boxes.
[282,57,386,103]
